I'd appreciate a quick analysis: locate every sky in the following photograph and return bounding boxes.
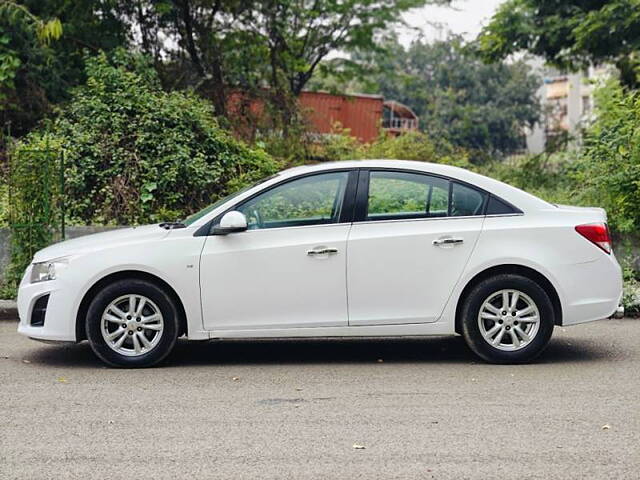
[398,0,506,45]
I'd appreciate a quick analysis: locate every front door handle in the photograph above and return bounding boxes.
[307,247,339,256]
[433,237,464,247]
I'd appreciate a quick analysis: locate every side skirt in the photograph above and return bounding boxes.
[206,321,455,339]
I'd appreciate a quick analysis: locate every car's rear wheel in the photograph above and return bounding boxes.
[460,274,555,363]
[85,279,179,368]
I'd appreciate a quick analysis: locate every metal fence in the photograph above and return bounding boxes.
[5,141,66,286]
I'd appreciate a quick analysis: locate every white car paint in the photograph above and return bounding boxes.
[200,223,351,330]
[17,160,623,346]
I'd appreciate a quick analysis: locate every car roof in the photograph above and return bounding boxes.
[278,159,552,212]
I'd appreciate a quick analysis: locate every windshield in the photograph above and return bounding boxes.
[182,175,278,226]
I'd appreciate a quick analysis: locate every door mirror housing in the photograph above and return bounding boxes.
[212,211,248,235]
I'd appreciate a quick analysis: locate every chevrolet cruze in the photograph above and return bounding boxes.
[17,160,624,367]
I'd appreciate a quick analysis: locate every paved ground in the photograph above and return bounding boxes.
[0,319,638,480]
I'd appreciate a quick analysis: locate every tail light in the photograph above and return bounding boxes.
[575,223,612,254]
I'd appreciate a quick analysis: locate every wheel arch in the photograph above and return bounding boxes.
[454,264,563,334]
[75,270,188,342]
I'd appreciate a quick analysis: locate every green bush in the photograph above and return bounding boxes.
[311,129,473,168]
[0,176,7,228]
[478,152,580,206]
[358,132,472,168]
[575,79,640,233]
[3,139,62,293]
[19,50,280,225]
[621,258,640,315]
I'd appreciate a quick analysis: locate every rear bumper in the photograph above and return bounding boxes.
[610,304,625,319]
[555,253,623,326]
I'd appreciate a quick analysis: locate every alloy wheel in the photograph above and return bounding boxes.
[100,294,164,357]
[477,289,540,351]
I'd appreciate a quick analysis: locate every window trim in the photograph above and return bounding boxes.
[194,166,523,236]
[353,168,522,223]
[202,168,359,235]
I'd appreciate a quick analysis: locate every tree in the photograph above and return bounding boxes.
[124,1,448,127]
[337,35,541,159]
[476,0,640,88]
[0,1,62,136]
[1,0,131,137]
[17,50,279,224]
[575,78,640,233]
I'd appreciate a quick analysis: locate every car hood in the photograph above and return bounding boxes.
[32,224,169,263]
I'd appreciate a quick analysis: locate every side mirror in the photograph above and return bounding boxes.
[212,211,248,235]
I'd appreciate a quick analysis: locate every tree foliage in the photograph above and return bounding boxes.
[0,1,62,135]
[17,51,280,225]
[313,127,472,169]
[315,35,541,159]
[4,139,61,292]
[575,78,640,232]
[2,0,450,135]
[120,0,447,125]
[0,0,131,136]
[476,0,640,88]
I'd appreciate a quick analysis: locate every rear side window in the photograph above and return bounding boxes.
[367,171,449,220]
[363,170,492,221]
[451,182,487,217]
[486,196,519,215]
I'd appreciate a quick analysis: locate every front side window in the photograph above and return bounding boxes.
[237,171,349,230]
[367,171,449,220]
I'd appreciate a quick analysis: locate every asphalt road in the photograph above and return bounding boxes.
[1,319,638,480]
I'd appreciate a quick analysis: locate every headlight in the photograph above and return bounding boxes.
[30,258,68,283]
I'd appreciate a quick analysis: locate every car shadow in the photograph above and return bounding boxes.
[26,334,614,369]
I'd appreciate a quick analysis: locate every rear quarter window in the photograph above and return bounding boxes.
[486,196,520,215]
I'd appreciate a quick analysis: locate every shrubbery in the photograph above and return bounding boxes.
[3,141,62,294]
[477,152,579,206]
[574,79,640,234]
[0,178,7,228]
[17,51,280,226]
[308,128,472,168]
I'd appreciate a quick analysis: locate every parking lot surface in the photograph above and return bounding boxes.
[1,319,638,479]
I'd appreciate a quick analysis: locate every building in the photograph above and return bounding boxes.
[381,100,420,137]
[299,92,420,142]
[526,63,609,153]
[298,91,384,143]
[227,90,419,143]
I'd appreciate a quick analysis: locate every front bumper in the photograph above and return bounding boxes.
[17,265,78,342]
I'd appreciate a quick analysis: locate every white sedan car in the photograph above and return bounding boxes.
[17,160,623,367]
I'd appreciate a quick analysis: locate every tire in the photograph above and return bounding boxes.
[460,274,555,364]
[85,278,180,368]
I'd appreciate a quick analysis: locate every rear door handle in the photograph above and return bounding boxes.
[433,237,464,247]
[307,247,339,256]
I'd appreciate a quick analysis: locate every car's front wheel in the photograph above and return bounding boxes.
[460,274,555,364]
[85,279,179,368]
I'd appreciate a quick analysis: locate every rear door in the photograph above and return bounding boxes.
[346,169,486,326]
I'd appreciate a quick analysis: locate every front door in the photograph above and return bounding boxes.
[347,169,486,326]
[200,170,354,331]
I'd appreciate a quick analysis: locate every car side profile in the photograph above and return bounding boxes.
[17,160,624,367]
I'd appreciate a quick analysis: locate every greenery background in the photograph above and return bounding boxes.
[1,0,639,311]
